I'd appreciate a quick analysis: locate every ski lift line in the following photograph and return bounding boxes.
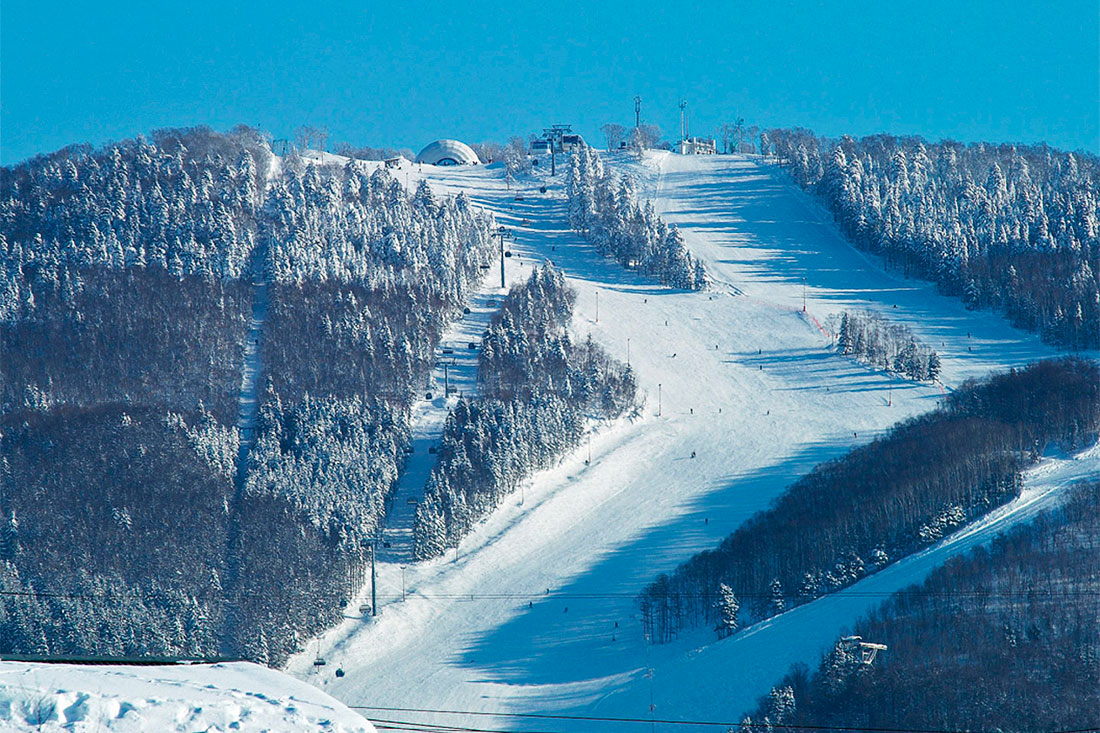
[353,705,1098,733]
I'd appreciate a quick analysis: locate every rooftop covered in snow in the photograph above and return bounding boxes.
[415,139,480,166]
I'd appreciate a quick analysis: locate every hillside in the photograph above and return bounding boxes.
[284,151,1095,728]
[742,479,1100,732]
[5,135,1096,730]
[0,128,495,666]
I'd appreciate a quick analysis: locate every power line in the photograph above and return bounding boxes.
[0,587,1095,604]
[352,705,1100,733]
[370,717,557,733]
[404,590,1099,599]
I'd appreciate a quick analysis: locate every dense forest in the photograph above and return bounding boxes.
[639,358,1099,642]
[768,129,1100,349]
[0,127,495,664]
[741,479,1100,733]
[413,264,636,559]
[565,145,707,290]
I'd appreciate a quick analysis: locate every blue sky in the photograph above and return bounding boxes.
[2,0,1097,164]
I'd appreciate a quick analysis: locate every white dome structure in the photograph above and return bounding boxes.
[415,139,481,166]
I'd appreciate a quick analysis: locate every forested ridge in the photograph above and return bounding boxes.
[413,264,636,559]
[768,129,1100,349]
[0,127,495,664]
[639,358,1099,642]
[741,479,1100,733]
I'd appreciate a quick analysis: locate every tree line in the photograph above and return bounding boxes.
[638,357,1099,642]
[565,145,707,290]
[768,129,1099,350]
[413,264,636,559]
[829,310,941,382]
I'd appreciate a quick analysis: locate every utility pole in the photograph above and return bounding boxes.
[634,96,641,130]
[679,100,688,143]
[644,633,656,733]
[658,383,662,417]
[496,226,513,289]
[401,566,407,602]
[370,537,377,617]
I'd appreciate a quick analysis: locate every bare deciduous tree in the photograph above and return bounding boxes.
[601,123,628,151]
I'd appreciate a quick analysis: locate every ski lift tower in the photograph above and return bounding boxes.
[495,226,514,288]
[542,125,572,176]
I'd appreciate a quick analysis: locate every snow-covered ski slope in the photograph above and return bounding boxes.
[0,661,374,732]
[288,153,1096,729]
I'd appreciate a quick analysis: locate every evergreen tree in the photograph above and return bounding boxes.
[714,583,740,638]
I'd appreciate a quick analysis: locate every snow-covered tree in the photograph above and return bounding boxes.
[714,583,740,638]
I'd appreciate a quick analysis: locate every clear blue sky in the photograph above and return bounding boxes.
[2,0,1097,164]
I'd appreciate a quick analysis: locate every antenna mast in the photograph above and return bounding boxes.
[635,96,642,129]
[679,99,688,142]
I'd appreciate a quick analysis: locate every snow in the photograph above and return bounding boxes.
[0,661,375,732]
[283,152,1092,728]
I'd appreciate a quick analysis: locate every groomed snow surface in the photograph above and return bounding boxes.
[283,153,1096,731]
[0,661,375,732]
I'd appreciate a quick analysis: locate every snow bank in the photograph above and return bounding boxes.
[0,661,375,732]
